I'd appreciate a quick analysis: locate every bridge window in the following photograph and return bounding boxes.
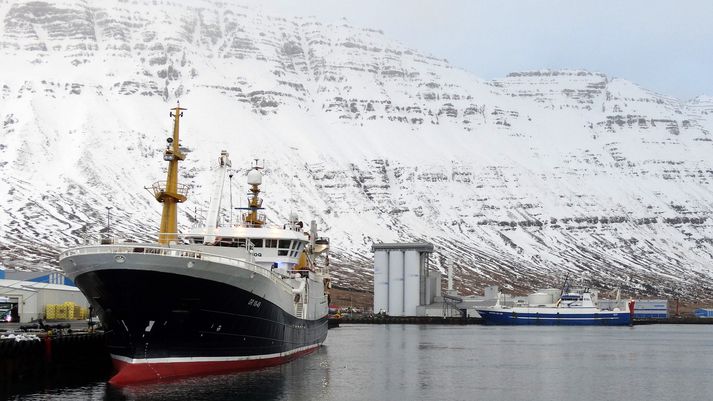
[250,239,264,248]
[275,240,295,257]
[216,238,247,248]
[266,239,278,248]
[188,237,204,244]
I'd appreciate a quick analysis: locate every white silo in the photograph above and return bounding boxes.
[373,250,390,314]
[403,250,421,316]
[372,243,434,316]
[387,251,404,316]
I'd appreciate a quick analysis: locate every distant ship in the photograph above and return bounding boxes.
[475,280,633,326]
[59,105,330,384]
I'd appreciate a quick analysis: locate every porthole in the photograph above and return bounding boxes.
[114,255,126,263]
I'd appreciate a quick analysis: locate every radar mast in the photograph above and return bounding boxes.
[243,160,265,227]
[151,103,188,244]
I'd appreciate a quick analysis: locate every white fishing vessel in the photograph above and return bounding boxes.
[476,279,633,325]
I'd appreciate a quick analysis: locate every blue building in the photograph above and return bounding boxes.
[3,271,75,286]
[694,308,713,318]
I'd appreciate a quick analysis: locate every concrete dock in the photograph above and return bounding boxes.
[0,326,111,396]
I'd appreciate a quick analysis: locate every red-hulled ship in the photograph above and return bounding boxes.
[59,105,330,384]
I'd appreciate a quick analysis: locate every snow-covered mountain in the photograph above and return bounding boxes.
[1,0,712,300]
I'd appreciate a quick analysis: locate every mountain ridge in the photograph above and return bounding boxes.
[1,0,712,300]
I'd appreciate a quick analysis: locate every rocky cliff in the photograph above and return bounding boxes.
[1,0,712,300]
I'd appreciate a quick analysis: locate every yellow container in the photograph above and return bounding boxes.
[67,305,78,319]
[55,305,68,320]
[45,304,57,320]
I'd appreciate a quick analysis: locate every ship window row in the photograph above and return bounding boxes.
[187,236,305,255]
[277,249,302,257]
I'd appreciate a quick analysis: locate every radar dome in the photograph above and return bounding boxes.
[247,169,262,185]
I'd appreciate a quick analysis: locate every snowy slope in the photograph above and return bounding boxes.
[1,0,712,300]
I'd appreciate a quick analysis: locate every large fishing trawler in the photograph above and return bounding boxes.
[59,105,330,384]
[475,278,634,326]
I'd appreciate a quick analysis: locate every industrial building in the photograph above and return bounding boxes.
[694,308,713,318]
[371,243,674,319]
[373,242,436,316]
[598,299,668,319]
[0,270,88,323]
[372,242,497,317]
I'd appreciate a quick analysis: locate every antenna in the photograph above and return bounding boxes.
[229,171,234,225]
[152,103,188,244]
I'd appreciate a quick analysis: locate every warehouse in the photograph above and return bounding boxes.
[0,271,88,323]
[598,298,668,319]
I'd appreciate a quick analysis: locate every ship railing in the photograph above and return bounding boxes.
[238,212,267,227]
[77,231,157,245]
[149,181,190,199]
[195,251,295,292]
[61,238,295,293]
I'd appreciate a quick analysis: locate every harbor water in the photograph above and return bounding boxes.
[10,324,713,401]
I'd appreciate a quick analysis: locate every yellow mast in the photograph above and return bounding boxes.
[153,103,187,244]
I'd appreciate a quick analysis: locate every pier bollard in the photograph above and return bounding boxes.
[44,335,52,363]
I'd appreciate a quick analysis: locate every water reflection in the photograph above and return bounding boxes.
[12,325,713,401]
[106,365,289,401]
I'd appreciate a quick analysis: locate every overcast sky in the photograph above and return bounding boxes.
[255,0,712,101]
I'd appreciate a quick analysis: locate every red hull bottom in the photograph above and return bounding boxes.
[109,345,321,385]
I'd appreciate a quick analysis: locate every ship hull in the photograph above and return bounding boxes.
[476,309,630,326]
[72,267,327,384]
[109,344,320,384]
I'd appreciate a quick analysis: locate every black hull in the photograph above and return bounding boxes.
[75,269,328,362]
